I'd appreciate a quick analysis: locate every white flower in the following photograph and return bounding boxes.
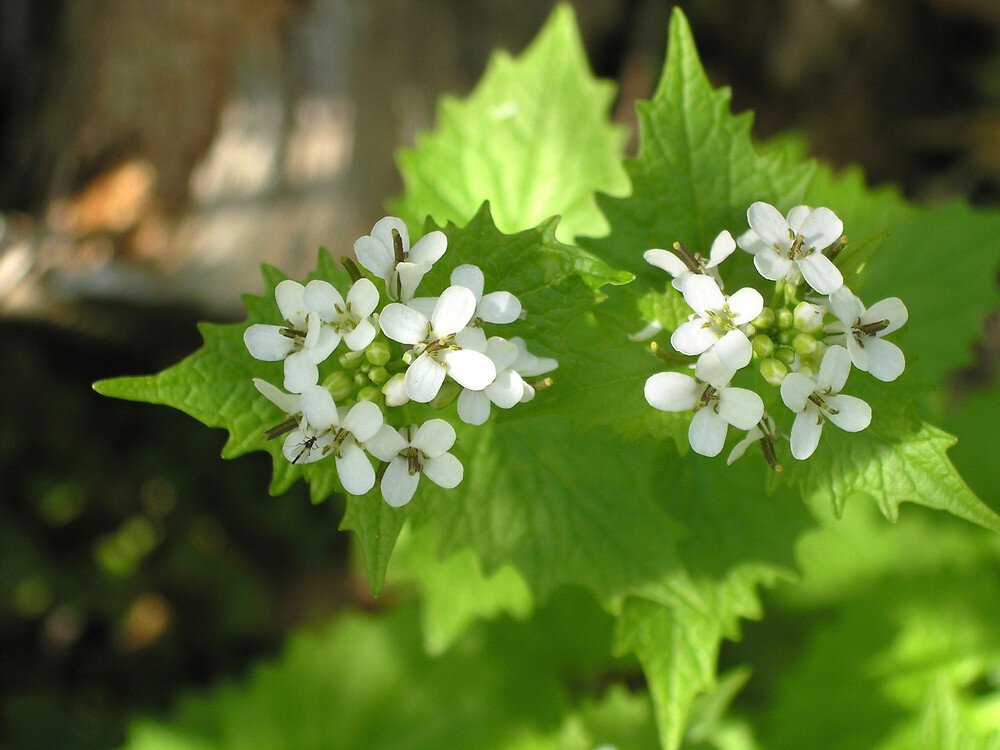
[825,286,907,382]
[738,202,844,294]
[353,216,446,301]
[366,419,463,507]
[780,345,871,460]
[379,285,497,402]
[244,280,338,392]
[381,373,410,407]
[303,277,379,352]
[670,275,763,370]
[445,264,522,350]
[644,230,736,291]
[456,336,554,425]
[254,380,383,494]
[644,370,764,457]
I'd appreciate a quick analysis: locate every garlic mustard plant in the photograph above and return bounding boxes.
[642,201,908,467]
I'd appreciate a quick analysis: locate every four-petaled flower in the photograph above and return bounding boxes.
[354,216,446,302]
[738,202,844,294]
[367,419,464,507]
[644,230,736,291]
[244,280,338,393]
[826,286,908,382]
[644,371,764,457]
[671,275,763,370]
[456,336,555,425]
[379,285,497,402]
[304,278,380,352]
[780,345,872,460]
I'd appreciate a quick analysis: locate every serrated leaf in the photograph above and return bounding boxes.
[391,4,629,243]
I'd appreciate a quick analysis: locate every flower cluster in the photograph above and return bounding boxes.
[244,217,556,506]
[642,202,907,466]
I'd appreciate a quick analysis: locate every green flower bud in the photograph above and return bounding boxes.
[368,366,389,384]
[382,373,409,407]
[752,307,776,330]
[777,328,795,345]
[357,385,380,403]
[760,358,788,386]
[793,301,826,333]
[775,346,796,365]
[751,333,775,358]
[339,348,366,369]
[776,309,794,329]
[353,371,367,387]
[322,371,353,401]
[365,340,391,367]
[792,332,819,357]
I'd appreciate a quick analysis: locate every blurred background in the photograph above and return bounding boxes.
[2,0,1000,747]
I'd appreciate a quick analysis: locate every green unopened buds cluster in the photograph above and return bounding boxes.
[642,201,908,466]
[244,216,556,507]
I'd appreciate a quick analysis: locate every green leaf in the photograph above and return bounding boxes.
[391,4,629,243]
[945,385,1000,512]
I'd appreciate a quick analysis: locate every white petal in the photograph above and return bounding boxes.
[644,372,700,412]
[485,369,524,409]
[406,296,438,319]
[432,286,478,337]
[828,286,864,325]
[394,261,430,302]
[341,401,383,442]
[283,351,319,393]
[706,230,736,267]
[817,345,852,393]
[275,280,309,326]
[785,205,812,233]
[379,303,428,345]
[670,320,716,357]
[825,394,872,432]
[365,425,407,462]
[510,338,557,376]
[381,457,419,507]
[450,264,485,300]
[485,336,519,371]
[370,216,409,256]
[244,325,295,361]
[797,253,843,295]
[343,319,376,350]
[863,297,908,335]
[455,325,488,352]
[862,337,905,382]
[798,207,843,251]
[681,275,726,317]
[727,426,763,465]
[717,387,764,431]
[346,278,380,316]
[336,441,376,495]
[688,408,729,457]
[644,248,688,277]
[780,372,816,412]
[408,230,447,266]
[405,352,447,402]
[442,348,496,390]
[727,287,764,325]
[478,291,521,324]
[422,452,463,489]
[300,385,339,430]
[845,335,869,371]
[747,202,791,249]
[736,228,767,254]
[753,248,796,282]
[714,330,752,370]
[282,429,324,464]
[353,235,394,280]
[694,348,735,388]
[306,326,340,363]
[253,378,300,414]
[303,280,345,321]
[412,418,456,458]
[457,389,491,425]
[382,374,410,407]
[790,409,824,460]
[629,320,665,342]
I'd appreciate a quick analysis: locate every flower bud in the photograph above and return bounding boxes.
[382,374,409,407]
[339,349,366,369]
[777,328,795,345]
[357,385,380,402]
[322,371,353,401]
[751,333,775,358]
[365,340,391,367]
[775,346,796,365]
[760,358,788,386]
[367,366,389,384]
[432,381,461,409]
[752,308,776,330]
[793,301,825,333]
[776,309,794,330]
[792,332,819,357]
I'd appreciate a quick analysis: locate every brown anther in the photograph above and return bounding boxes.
[672,241,702,273]
[823,236,848,261]
[263,417,299,441]
[391,228,405,265]
[279,327,306,339]
[858,318,889,336]
[760,436,783,472]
